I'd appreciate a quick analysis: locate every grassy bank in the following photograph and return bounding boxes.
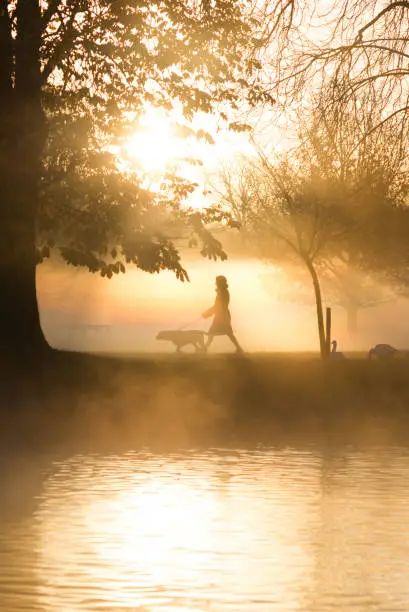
[2,350,409,450]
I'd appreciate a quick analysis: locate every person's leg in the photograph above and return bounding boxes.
[227,332,244,353]
[193,341,205,353]
[197,334,206,353]
[204,333,214,352]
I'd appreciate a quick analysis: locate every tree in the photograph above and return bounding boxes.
[221,154,349,358]
[219,89,409,355]
[300,89,409,321]
[261,263,397,335]
[269,1,409,139]
[1,0,292,360]
[320,262,394,335]
[40,109,235,279]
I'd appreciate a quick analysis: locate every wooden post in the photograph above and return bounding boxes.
[325,307,332,358]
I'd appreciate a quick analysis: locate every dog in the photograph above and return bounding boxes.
[156,330,207,353]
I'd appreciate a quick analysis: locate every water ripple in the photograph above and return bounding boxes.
[1,446,409,611]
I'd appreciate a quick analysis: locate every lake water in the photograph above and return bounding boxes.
[1,444,409,611]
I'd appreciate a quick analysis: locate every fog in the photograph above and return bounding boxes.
[37,256,409,355]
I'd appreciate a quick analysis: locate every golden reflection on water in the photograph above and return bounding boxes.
[2,448,409,611]
[34,451,319,611]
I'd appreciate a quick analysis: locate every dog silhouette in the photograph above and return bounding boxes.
[156,330,207,353]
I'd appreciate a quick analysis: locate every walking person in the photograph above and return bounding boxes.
[202,275,244,353]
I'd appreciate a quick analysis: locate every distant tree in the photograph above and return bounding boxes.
[260,263,396,335]
[0,0,297,359]
[320,262,395,335]
[209,162,260,249]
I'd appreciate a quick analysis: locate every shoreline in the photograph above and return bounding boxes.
[1,350,409,451]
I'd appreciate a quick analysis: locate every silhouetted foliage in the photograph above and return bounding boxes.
[0,0,291,355]
[39,105,234,281]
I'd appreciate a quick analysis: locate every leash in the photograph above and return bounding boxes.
[177,316,203,331]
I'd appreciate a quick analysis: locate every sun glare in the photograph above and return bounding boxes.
[122,106,255,178]
[124,108,178,174]
[119,106,257,210]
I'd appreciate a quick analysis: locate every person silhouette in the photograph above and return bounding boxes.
[202,275,244,353]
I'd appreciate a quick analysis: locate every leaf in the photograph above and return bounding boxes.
[36,0,269,285]
[228,122,253,133]
[173,123,196,139]
[196,129,215,145]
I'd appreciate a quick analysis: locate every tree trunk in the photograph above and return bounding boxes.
[0,200,48,361]
[0,128,49,362]
[305,258,327,359]
[0,0,49,363]
[346,305,358,335]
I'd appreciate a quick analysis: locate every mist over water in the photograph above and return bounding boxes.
[2,443,409,612]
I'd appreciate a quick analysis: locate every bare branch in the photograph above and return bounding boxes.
[356,1,409,42]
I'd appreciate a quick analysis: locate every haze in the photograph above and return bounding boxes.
[38,255,409,355]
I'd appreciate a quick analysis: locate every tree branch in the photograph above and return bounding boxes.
[346,104,409,161]
[41,2,80,84]
[42,0,62,28]
[356,2,409,43]
[356,42,409,61]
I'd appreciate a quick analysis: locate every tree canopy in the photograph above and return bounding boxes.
[1,0,302,356]
[1,0,281,280]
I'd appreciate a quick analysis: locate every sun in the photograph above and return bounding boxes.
[119,105,257,211]
[123,106,256,175]
[124,107,179,174]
